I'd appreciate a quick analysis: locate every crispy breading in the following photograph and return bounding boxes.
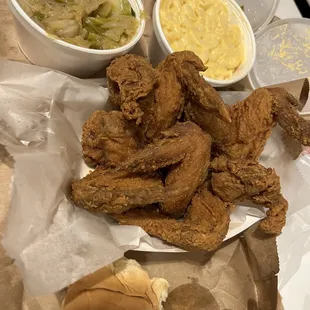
[269,87,310,145]
[112,189,232,251]
[144,54,184,139]
[172,52,231,123]
[210,156,288,234]
[72,53,308,250]
[107,54,156,124]
[82,110,140,167]
[107,52,231,140]
[186,87,310,160]
[120,122,211,217]
[72,167,166,214]
[76,122,211,218]
[185,187,232,237]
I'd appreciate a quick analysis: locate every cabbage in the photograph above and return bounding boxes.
[47,19,80,38]
[121,0,132,15]
[18,0,138,49]
[95,1,112,17]
[104,27,125,42]
[64,35,91,48]
[84,0,108,15]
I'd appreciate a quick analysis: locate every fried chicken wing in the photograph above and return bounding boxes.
[172,52,231,123]
[112,189,231,251]
[72,167,167,214]
[82,110,140,167]
[145,51,232,139]
[77,121,210,218]
[185,187,232,237]
[107,54,156,124]
[269,88,310,145]
[107,52,231,140]
[186,87,310,160]
[144,55,184,139]
[185,88,273,160]
[210,156,288,235]
[73,52,298,250]
[120,122,212,217]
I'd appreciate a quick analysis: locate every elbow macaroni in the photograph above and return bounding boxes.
[160,0,245,80]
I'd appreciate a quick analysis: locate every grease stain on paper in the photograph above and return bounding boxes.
[164,279,220,310]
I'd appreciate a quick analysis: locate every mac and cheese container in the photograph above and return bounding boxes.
[149,0,256,87]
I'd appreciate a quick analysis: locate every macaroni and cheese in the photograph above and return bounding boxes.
[160,0,245,80]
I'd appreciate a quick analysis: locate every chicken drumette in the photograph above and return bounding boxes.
[107,54,156,124]
[82,110,141,167]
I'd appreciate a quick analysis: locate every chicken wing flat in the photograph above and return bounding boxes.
[120,122,212,217]
[107,54,156,124]
[144,54,184,140]
[172,51,231,123]
[185,187,232,238]
[186,87,310,160]
[145,51,232,139]
[210,156,288,235]
[185,88,273,160]
[82,110,141,167]
[72,167,167,214]
[112,189,232,251]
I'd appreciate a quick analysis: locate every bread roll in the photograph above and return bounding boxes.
[63,258,169,310]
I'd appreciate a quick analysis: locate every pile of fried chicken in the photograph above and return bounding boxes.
[72,51,310,251]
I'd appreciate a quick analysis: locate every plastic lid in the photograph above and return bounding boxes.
[235,0,279,33]
[248,18,310,89]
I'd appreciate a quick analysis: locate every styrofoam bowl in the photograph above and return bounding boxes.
[7,0,145,78]
[150,0,256,87]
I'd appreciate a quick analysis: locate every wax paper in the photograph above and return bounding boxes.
[0,60,309,297]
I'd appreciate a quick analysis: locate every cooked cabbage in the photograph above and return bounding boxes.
[18,0,139,49]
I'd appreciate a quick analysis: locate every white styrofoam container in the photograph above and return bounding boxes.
[149,0,256,87]
[7,0,145,78]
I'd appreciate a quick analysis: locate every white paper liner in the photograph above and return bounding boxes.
[0,60,309,295]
